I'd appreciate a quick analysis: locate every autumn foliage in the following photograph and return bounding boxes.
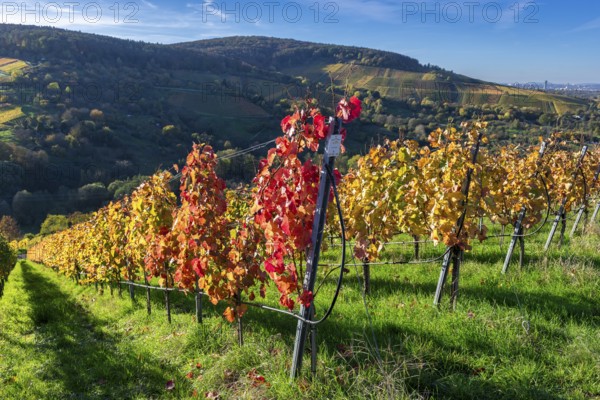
[28,97,361,317]
[337,126,598,261]
[26,97,599,322]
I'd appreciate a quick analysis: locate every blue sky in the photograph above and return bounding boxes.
[2,0,599,83]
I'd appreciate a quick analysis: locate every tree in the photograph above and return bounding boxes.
[12,190,49,226]
[47,82,60,91]
[0,201,11,217]
[89,109,104,121]
[0,161,24,196]
[77,182,110,210]
[0,234,17,292]
[40,214,69,235]
[107,175,149,199]
[161,125,178,135]
[538,113,554,126]
[68,212,92,225]
[0,216,20,241]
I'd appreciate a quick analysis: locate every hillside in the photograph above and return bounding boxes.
[177,36,588,114]
[174,36,429,72]
[0,25,596,230]
[317,64,587,114]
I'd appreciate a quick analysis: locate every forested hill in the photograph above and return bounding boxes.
[0,25,594,231]
[173,36,431,72]
[0,24,242,72]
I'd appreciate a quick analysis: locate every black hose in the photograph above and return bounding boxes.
[243,163,347,326]
[487,173,553,238]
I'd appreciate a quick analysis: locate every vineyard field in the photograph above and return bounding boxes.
[0,106,24,125]
[13,106,600,399]
[284,63,588,114]
[0,58,28,73]
[1,224,598,399]
[0,129,14,143]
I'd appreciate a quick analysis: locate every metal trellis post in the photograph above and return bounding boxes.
[433,130,483,307]
[362,258,370,295]
[571,163,600,236]
[590,201,600,226]
[290,117,343,379]
[502,141,547,274]
[544,145,588,251]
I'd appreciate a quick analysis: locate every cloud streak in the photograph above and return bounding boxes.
[572,16,600,32]
[0,1,250,43]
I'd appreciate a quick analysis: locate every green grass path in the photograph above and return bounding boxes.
[0,261,184,399]
[1,233,599,400]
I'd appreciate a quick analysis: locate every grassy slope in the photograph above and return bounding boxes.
[0,106,24,125]
[1,224,599,399]
[0,58,27,142]
[286,63,588,114]
[0,129,16,143]
[0,58,27,82]
[0,58,28,74]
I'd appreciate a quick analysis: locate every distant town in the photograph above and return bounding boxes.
[508,81,600,98]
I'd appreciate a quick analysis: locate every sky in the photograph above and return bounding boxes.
[1,0,599,83]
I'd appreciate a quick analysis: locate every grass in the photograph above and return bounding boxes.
[0,58,28,74]
[0,58,20,67]
[1,219,599,399]
[0,106,24,124]
[0,129,14,143]
[0,58,27,83]
[166,91,271,118]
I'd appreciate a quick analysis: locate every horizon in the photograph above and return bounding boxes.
[0,1,599,84]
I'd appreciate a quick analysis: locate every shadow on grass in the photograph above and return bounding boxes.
[360,276,599,324]
[305,296,573,400]
[112,280,232,321]
[19,263,178,399]
[250,268,593,399]
[466,235,600,270]
[49,258,592,400]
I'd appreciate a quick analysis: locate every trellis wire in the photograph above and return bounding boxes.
[31,137,600,382]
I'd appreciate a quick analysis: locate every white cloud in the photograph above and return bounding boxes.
[0,1,253,43]
[140,0,158,10]
[573,17,600,32]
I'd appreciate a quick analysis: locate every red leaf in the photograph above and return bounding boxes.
[313,114,328,139]
[247,368,269,387]
[349,96,362,121]
[340,127,347,141]
[299,290,313,308]
[281,296,295,310]
[191,258,206,277]
[336,96,362,123]
[281,216,291,236]
[265,259,284,274]
[281,115,292,133]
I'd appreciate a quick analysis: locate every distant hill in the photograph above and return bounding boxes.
[176,36,588,115]
[174,36,429,72]
[0,24,243,71]
[0,25,595,229]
